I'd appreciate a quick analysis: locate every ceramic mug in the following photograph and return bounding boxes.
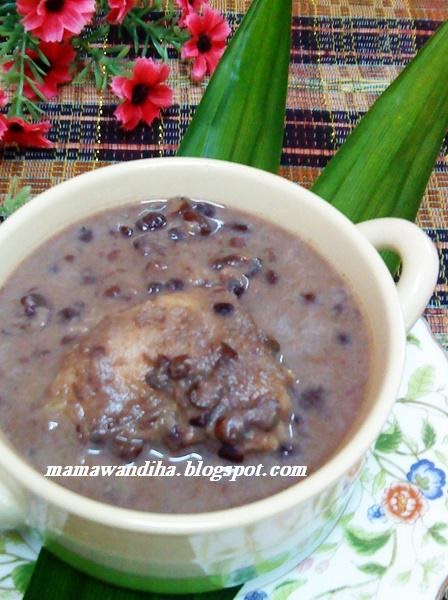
[0,158,439,593]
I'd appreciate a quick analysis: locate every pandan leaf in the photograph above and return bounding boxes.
[311,21,448,273]
[24,549,240,599]
[178,0,292,173]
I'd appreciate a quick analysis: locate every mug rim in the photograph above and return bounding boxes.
[0,157,406,534]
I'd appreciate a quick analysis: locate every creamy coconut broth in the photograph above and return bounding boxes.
[0,198,371,513]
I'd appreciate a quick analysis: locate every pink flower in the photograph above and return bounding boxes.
[176,0,208,28]
[296,558,313,574]
[107,0,136,25]
[4,42,75,100]
[111,58,173,131]
[0,117,53,148]
[0,89,7,109]
[16,0,95,42]
[315,559,330,574]
[182,6,230,82]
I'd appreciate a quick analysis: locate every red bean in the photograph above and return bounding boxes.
[78,227,93,243]
[301,292,316,304]
[111,435,144,461]
[104,285,121,298]
[165,278,184,292]
[213,302,234,316]
[119,225,133,237]
[136,212,167,232]
[218,444,244,463]
[168,355,191,381]
[265,269,279,285]
[20,293,49,318]
[300,386,326,409]
[147,282,164,295]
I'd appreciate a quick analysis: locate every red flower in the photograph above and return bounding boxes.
[17,0,95,42]
[107,0,136,25]
[111,58,173,131]
[176,0,208,28]
[0,117,53,148]
[4,42,75,100]
[0,89,7,109]
[0,119,7,142]
[182,6,230,82]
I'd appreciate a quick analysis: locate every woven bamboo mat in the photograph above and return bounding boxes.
[0,0,447,346]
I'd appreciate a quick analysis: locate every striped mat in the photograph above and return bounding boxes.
[0,0,447,346]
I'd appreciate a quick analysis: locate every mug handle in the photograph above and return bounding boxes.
[356,218,439,331]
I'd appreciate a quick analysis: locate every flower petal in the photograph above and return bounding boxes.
[141,102,160,126]
[114,102,141,131]
[148,84,173,108]
[182,39,199,59]
[111,76,128,99]
[191,55,208,82]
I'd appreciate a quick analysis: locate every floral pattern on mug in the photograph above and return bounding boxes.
[238,320,448,600]
[407,459,446,499]
[0,321,447,599]
[382,482,427,523]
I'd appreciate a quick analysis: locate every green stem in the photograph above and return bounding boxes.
[10,33,27,118]
[401,437,420,461]
[397,398,448,418]
[388,530,398,568]
[372,453,407,480]
[312,577,378,599]
[395,449,420,458]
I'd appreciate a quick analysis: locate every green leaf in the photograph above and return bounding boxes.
[0,178,32,219]
[427,522,448,545]
[35,46,51,67]
[406,366,435,400]
[374,422,402,453]
[422,421,436,449]
[270,579,305,600]
[315,542,338,554]
[406,333,421,348]
[372,469,386,494]
[311,21,448,275]
[344,527,391,555]
[24,548,241,599]
[339,512,355,527]
[24,76,48,102]
[422,556,444,584]
[357,562,387,576]
[435,449,448,468]
[12,562,35,594]
[72,64,90,85]
[360,466,372,486]
[394,570,412,585]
